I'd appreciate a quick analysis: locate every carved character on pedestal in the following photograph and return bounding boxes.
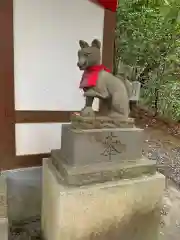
[77,39,133,119]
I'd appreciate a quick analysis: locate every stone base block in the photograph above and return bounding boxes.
[58,124,144,166]
[51,153,156,186]
[42,158,165,240]
[0,219,8,240]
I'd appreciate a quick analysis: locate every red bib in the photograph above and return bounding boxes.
[79,65,110,89]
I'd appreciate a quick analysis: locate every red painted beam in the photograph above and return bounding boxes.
[89,0,117,12]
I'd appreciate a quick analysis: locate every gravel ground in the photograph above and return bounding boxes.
[142,125,180,185]
[141,123,180,240]
[9,124,180,239]
[160,180,180,240]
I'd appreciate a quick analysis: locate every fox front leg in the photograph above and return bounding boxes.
[85,96,94,107]
[80,96,95,117]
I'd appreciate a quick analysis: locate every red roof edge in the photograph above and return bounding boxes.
[89,0,118,12]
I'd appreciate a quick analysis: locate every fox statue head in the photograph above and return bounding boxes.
[77,39,101,70]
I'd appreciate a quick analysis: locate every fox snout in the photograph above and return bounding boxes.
[77,57,87,70]
[77,62,86,70]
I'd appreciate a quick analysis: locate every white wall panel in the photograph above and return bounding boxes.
[15,123,64,155]
[13,0,104,110]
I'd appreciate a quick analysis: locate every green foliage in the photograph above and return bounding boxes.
[115,0,180,120]
[158,81,180,120]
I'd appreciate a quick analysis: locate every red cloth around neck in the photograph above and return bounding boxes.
[79,64,110,89]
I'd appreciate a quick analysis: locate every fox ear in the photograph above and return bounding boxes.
[79,40,89,49]
[91,39,101,49]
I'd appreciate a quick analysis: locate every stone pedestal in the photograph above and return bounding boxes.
[52,150,156,186]
[42,159,165,240]
[60,124,144,166]
[51,123,156,186]
[0,176,8,240]
[42,119,165,240]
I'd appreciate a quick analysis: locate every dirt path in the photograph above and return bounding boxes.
[137,123,180,239]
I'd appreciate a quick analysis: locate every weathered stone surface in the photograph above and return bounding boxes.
[6,167,42,223]
[0,219,8,240]
[0,176,7,219]
[51,155,156,186]
[0,176,8,240]
[58,124,144,166]
[42,158,165,240]
[71,114,135,129]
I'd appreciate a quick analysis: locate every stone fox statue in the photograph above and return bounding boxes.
[77,39,132,119]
